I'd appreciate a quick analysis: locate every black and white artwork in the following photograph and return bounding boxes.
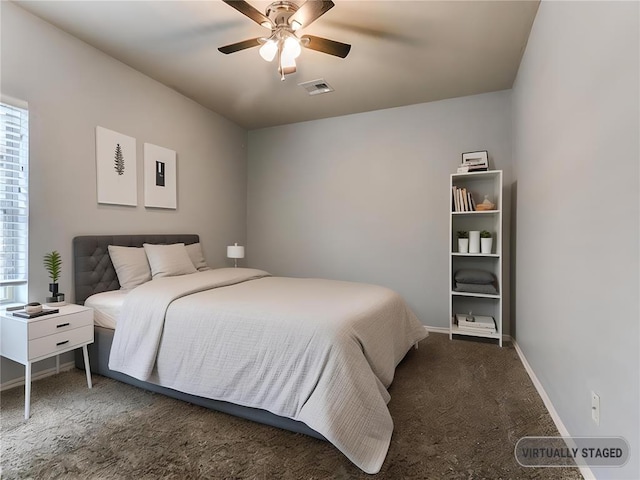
[144,143,176,209]
[155,161,165,187]
[96,126,137,206]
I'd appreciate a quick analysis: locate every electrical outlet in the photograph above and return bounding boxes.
[591,391,600,425]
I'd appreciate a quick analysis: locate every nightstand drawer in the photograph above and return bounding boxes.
[28,309,93,340]
[28,324,94,360]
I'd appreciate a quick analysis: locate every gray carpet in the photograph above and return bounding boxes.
[1,333,582,479]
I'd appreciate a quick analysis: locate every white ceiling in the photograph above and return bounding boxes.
[14,0,539,130]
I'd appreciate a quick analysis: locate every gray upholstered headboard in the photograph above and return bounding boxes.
[73,234,199,305]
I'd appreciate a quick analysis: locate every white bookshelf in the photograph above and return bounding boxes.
[449,170,503,346]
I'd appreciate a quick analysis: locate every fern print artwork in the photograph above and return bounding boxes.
[96,126,137,206]
[114,143,125,175]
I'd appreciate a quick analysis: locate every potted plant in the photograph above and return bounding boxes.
[480,230,493,254]
[457,231,469,253]
[43,251,64,303]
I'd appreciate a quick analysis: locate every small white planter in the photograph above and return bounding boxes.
[469,231,480,254]
[481,237,493,254]
[458,238,469,253]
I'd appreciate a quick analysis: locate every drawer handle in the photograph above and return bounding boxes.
[56,340,69,347]
[56,323,70,328]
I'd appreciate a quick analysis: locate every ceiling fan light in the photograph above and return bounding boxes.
[259,39,278,62]
[283,36,301,59]
[290,20,302,31]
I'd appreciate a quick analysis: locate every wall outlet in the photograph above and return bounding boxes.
[591,391,600,426]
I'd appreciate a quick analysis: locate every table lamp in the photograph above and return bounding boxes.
[227,243,245,268]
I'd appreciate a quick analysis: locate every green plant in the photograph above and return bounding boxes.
[480,230,492,238]
[457,231,468,239]
[43,251,62,283]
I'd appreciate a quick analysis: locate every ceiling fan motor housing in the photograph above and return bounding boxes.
[266,1,299,28]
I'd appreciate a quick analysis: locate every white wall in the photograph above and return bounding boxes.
[1,3,248,383]
[247,91,513,331]
[512,1,639,478]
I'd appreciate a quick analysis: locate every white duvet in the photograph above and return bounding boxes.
[109,268,427,474]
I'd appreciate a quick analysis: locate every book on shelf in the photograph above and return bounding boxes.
[455,314,496,331]
[472,315,496,328]
[466,165,489,172]
[468,191,476,211]
[458,325,496,335]
[456,324,496,334]
[451,186,476,212]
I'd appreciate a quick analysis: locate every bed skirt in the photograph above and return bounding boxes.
[74,325,326,440]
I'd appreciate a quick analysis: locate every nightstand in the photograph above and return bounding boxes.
[0,304,94,419]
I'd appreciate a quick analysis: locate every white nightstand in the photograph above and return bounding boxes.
[0,304,94,419]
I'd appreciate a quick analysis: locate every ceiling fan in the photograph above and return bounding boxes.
[218,0,351,81]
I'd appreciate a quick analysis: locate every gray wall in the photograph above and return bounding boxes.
[1,3,247,383]
[247,91,513,331]
[512,1,639,478]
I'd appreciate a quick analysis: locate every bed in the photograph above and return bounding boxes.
[73,234,427,474]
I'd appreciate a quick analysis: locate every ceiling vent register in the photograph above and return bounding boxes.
[298,79,334,96]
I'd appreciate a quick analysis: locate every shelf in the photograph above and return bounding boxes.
[451,170,501,180]
[451,253,499,257]
[451,291,500,299]
[451,210,499,215]
[450,324,500,339]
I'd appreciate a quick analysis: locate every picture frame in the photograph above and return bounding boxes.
[144,143,177,209]
[461,150,489,171]
[96,126,137,206]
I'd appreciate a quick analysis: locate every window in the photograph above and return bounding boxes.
[0,97,29,305]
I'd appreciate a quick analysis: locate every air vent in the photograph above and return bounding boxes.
[298,79,334,96]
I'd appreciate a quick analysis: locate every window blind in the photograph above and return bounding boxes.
[0,100,29,303]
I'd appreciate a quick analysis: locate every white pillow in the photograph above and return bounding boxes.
[143,243,197,278]
[108,245,152,290]
[185,242,210,271]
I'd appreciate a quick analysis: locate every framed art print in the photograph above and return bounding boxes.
[461,150,489,171]
[144,143,177,209]
[96,126,137,206]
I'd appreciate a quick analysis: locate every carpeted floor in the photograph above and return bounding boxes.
[1,333,582,479]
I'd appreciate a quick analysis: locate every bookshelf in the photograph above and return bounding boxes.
[449,170,503,346]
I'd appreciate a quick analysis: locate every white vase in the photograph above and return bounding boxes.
[458,238,469,253]
[469,231,480,254]
[481,237,493,254]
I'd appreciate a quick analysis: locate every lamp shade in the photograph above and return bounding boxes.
[259,39,278,62]
[283,36,301,59]
[227,243,245,259]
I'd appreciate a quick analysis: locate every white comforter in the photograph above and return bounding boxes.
[109,268,427,474]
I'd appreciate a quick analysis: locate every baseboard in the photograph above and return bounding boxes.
[424,325,449,335]
[0,361,76,392]
[512,340,595,480]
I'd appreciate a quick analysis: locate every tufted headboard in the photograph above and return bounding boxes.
[73,234,199,305]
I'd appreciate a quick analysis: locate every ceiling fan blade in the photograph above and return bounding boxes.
[218,37,262,54]
[222,0,272,28]
[289,0,334,29]
[301,35,351,58]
